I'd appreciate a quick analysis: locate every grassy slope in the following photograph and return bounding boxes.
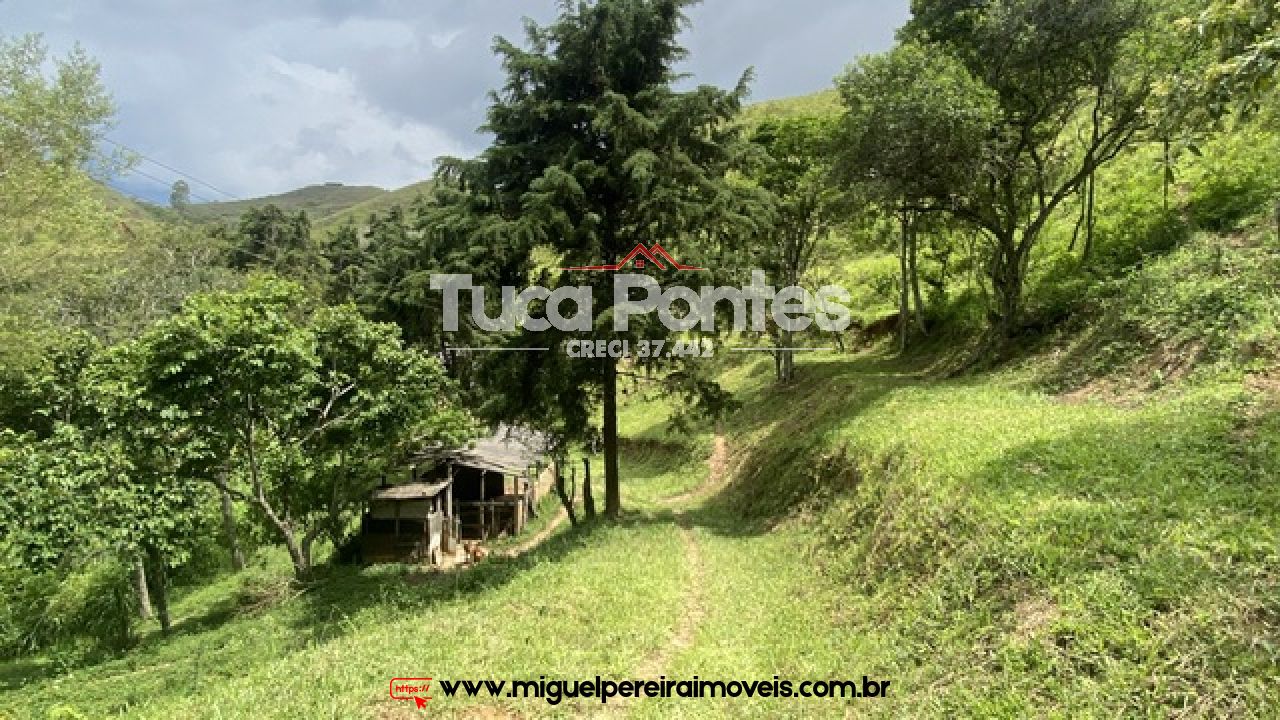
[5,89,1279,717]
[311,180,434,240]
[179,184,388,224]
[4,300,1275,718]
[739,89,841,126]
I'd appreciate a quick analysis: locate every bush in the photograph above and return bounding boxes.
[1182,122,1280,233]
[1057,233,1280,387]
[0,556,135,662]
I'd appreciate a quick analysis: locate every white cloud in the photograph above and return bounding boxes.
[0,0,908,201]
[196,54,464,194]
[429,28,465,50]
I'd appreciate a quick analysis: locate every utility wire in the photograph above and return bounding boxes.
[120,164,220,204]
[103,136,241,201]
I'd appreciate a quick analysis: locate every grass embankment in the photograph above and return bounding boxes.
[3,239,1278,719]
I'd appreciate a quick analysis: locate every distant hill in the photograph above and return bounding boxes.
[163,91,839,237]
[312,179,435,239]
[93,182,158,222]
[179,183,389,224]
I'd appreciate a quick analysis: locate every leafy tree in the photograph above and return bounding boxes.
[0,33,114,227]
[835,43,997,350]
[904,0,1155,339]
[1198,0,1280,113]
[230,205,323,285]
[168,180,191,210]
[0,338,214,637]
[435,0,761,517]
[323,221,364,304]
[0,330,100,437]
[0,33,125,366]
[130,278,470,579]
[357,206,442,347]
[747,114,842,379]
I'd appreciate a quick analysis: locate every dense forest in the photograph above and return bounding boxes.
[2,0,1279,717]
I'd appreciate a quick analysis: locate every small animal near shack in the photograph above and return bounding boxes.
[358,426,553,566]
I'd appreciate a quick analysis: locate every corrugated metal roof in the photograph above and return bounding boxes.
[371,480,450,501]
[416,425,549,476]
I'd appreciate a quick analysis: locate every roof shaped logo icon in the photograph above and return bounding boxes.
[564,243,706,272]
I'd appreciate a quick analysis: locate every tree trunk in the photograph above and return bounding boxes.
[1163,139,1171,213]
[897,211,910,354]
[263,505,310,581]
[908,223,928,336]
[132,558,152,620]
[602,356,621,519]
[582,457,596,520]
[217,476,246,571]
[990,236,1026,339]
[1081,170,1097,263]
[300,524,325,572]
[778,330,788,381]
[143,546,171,634]
[245,426,310,581]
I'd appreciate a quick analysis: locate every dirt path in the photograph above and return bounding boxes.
[604,432,726,714]
[655,432,729,509]
[500,505,568,559]
[628,514,705,681]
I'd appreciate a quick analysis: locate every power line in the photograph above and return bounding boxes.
[119,164,220,205]
[103,136,241,201]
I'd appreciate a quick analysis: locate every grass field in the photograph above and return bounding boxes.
[3,329,1276,718]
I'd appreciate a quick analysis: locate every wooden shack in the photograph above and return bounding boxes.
[359,426,549,566]
[426,426,548,543]
[360,477,451,565]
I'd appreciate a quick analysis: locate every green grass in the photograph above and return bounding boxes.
[4,239,1279,718]
[709,347,1280,717]
[739,90,841,128]
[312,180,434,240]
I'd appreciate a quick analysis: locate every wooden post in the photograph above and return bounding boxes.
[583,457,597,520]
[444,465,454,552]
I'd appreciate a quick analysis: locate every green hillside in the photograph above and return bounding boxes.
[739,89,840,125]
[91,182,156,222]
[179,183,388,224]
[3,225,1276,717]
[6,2,1280,719]
[312,179,434,238]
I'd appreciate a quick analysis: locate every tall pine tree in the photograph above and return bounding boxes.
[436,0,760,517]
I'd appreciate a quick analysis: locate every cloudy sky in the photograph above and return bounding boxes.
[1,0,910,203]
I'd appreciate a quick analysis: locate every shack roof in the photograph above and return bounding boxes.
[415,424,549,476]
[370,480,450,501]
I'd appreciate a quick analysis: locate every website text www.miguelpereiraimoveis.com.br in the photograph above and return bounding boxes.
[390,675,892,707]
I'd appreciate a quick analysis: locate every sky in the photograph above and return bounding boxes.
[1,0,910,203]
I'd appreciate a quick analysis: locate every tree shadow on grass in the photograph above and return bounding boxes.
[829,394,1280,707]
[281,516,610,646]
[0,516,609,714]
[687,352,916,531]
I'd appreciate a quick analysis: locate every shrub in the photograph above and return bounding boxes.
[0,557,135,662]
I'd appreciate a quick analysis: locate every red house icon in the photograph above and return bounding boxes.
[564,243,706,272]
